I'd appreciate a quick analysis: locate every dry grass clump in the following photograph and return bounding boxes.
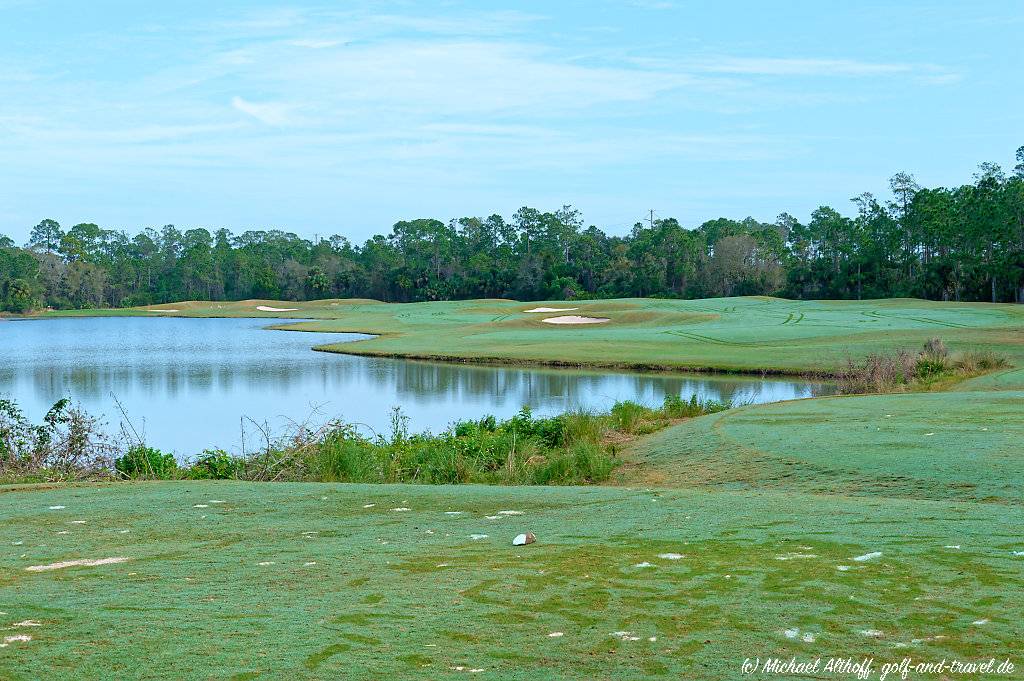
[837,337,1008,394]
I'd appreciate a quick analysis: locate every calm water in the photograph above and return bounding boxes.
[0,317,834,456]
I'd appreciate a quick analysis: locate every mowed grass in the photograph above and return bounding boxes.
[616,388,1024,504]
[2,482,1022,680]
[41,296,1024,374]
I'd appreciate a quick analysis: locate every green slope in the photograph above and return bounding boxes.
[617,390,1024,504]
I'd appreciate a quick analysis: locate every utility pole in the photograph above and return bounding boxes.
[647,209,656,229]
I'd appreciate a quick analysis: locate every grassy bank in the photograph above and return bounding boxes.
[3,398,725,486]
[39,296,1024,375]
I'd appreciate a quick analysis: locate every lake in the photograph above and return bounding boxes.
[0,317,834,456]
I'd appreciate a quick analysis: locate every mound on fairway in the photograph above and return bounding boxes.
[3,481,1021,680]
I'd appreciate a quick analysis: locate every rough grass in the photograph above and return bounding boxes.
[834,338,1009,394]
[100,399,723,486]
[2,481,1021,680]
[3,397,726,486]
[37,296,1024,375]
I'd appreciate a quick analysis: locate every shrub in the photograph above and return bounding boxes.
[610,401,649,434]
[838,350,917,393]
[559,410,606,447]
[839,339,1009,394]
[185,449,243,480]
[499,407,556,445]
[1,398,114,481]
[662,394,729,418]
[914,355,951,379]
[955,349,1009,372]
[922,337,949,360]
[0,395,728,486]
[116,445,178,479]
[915,337,952,378]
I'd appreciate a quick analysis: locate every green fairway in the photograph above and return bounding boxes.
[3,481,1022,680]
[41,296,1024,374]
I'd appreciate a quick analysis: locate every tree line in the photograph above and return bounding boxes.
[2,147,1023,312]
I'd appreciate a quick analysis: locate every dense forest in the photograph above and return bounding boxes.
[2,148,1023,312]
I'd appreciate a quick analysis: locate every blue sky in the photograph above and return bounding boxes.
[1,1,1021,243]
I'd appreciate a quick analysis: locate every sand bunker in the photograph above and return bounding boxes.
[25,557,129,572]
[524,307,578,313]
[540,315,610,325]
[256,305,299,312]
[147,309,180,313]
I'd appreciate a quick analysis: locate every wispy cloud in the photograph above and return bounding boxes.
[700,57,917,76]
[628,1,676,10]
[255,40,692,117]
[231,96,295,125]
[286,39,341,49]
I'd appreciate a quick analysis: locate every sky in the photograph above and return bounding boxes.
[1,0,1022,244]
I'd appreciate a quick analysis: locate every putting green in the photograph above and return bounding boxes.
[2,482,1021,680]
[42,296,1024,374]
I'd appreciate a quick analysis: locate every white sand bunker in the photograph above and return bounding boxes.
[540,315,610,325]
[25,557,129,572]
[146,309,180,313]
[524,307,578,313]
[256,305,299,312]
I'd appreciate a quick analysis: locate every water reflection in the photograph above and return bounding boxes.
[0,317,834,456]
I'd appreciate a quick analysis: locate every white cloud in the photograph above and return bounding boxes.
[628,1,676,9]
[3,121,242,144]
[230,96,295,125]
[251,40,692,119]
[695,57,947,78]
[286,39,341,49]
